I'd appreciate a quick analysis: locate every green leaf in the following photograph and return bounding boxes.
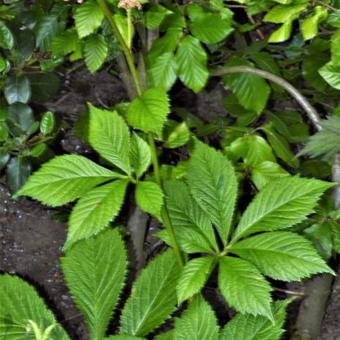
[319,61,340,90]
[301,6,328,41]
[331,29,340,66]
[143,4,171,29]
[220,299,291,340]
[52,28,83,60]
[120,250,180,337]
[7,103,35,133]
[66,179,129,248]
[74,0,104,38]
[0,275,69,339]
[299,116,340,159]
[189,13,233,44]
[127,88,170,137]
[232,177,334,241]
[148,52,177,91]
[16,155,120,206]
[106,337,144,340]
[6,157,31,193]
[40,111,55,135]
[268,21,293,43]
[36,15,61,51]
[135,181,163,220]
[177,257,215,304]
[0,20,14,49]
[231,231,333,281]
[176,35,208,93]
[187,141,238,243]
[264,4,307,23]
[84,34,108,73]
[251,161,289,190]
[218,257,273,319]
[89,104,131,174]
[173,295,219,340]
[62,229,127,340]
[130,132,151,178]
[223,59,270,114]
[228,135,276,167]
[164,122,190,149]
[4,76,31,105]
[164,180,218,254]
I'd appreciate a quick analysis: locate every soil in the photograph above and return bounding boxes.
[1,69,340,340]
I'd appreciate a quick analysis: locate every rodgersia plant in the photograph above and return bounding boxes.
[1,0,340,339]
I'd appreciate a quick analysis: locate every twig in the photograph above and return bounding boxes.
[273,287,305,296]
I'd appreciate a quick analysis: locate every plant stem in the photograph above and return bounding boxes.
[148,133,184,267]
[127,9,132,49]
[97,0,142,95]
[97,0,184,268]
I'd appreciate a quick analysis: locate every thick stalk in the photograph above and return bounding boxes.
[97,0,184,267]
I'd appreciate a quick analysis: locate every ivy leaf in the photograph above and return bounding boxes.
[0,20,14,49]
[16,155,120,206]
[223,58,270,114]
[0,275,69,339]
[62,229,127,340]
[218,257,273,319]
[176,35,208,93]
[66,179,129,249]
[127,88,170,137]
[84,34,108,73]
[220,299,291,340]
[74,0,104,38]
[230,231,334,281]
[4,76,31,105]
[120,250,180,337]
[148,52,177,91]
[89,104,130,174]
[177,257,215,304]
[232,176,333,241]
[130,132,151,178]
[189,13,233,44]
[173,295,219,340]
[135,181,163,220]
[187,141,238,244]
[164,180,218,254]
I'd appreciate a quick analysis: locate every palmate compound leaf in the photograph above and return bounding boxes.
[220,299,292,340]
[89,104,131,174]
[173,295,219,340]
[230,231,333,281]
[127,88,170,137]
[232,176,334,242]
[187,141,238,245]
[0,275,69,340]
[120,250,180,337]
[218,257,273,320]
[62,229,127,340]
[176,256,215,304]
[65,179,129,249]
[135,181,163,220]
[163,180,218,254]
[15,155,121,206]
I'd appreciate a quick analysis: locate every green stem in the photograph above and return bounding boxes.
[148,133,184,268]
[97,0,142,95]
[127,9,132,49]
[97,0,184,268]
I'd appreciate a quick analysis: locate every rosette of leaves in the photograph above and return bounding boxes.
[0,228,293,339]
[160,140,334,320]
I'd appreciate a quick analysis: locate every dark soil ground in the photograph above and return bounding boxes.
[1,69,340,339]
